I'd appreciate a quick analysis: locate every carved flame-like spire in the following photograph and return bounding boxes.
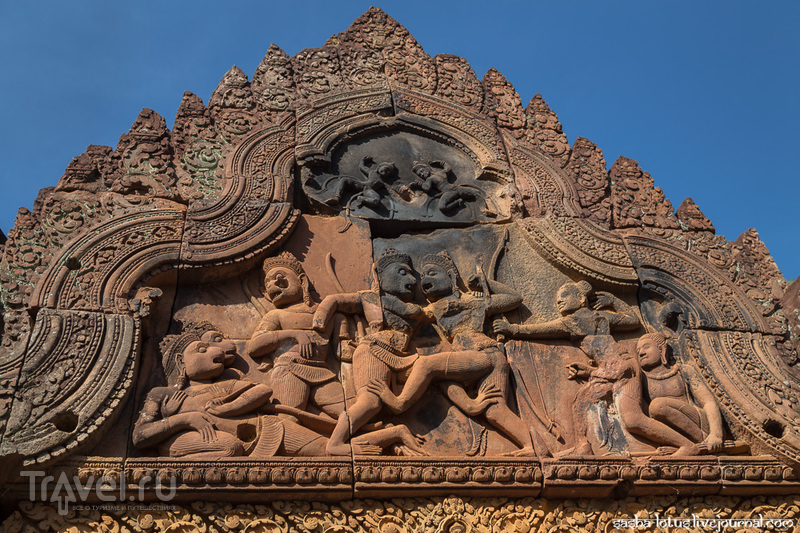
[481,68,525,137]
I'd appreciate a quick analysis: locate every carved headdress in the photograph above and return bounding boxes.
[159,322,219,388]
[420,250,463,296]
[262,251,313,306]
[262,251,305,278]
[639,330,671,366]
[376,246,412,274]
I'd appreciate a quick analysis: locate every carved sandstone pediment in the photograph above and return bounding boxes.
[1,8,799,510]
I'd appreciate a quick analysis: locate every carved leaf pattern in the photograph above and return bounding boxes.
[563,136,611,226]
[4,496,800,532]
[524,94,570,166]
[481,68,526,136]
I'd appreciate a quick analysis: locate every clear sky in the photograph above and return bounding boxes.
[0,1,797,279]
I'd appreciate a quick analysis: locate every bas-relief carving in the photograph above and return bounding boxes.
[301,129,507,225]
[129,217,736,465]
[2,7,800,514]
[7,495,800,532]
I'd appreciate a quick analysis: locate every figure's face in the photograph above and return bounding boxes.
[264,267,303,307]
[556,285,583,314]
[414,166,430,179]
[200,330,236,366]
[420,263,453,300]
[637,337,663,369]
[183,340,228,380]
[380,261,416,300]
[377,163,394,178]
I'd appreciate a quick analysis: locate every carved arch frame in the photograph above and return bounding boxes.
[2,86,800,497]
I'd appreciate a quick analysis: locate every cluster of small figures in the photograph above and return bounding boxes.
[317,157,494,217]
[133,246,727,460]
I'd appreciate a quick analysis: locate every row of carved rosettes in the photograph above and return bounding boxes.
[4,456,796,505]
[4,494,800,532]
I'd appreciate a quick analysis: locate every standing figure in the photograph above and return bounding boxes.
[371,250,542,455]
[244,252,346,420]
[313,247,497,456]
[493,280,641,456]
[617,332,724,457]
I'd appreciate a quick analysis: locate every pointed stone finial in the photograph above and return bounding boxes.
[434,54,483,111]
[482,68,525,136]
[331,7,434,93]
[209,65,255,113]
[56,145,113,193]
[112,108,174,196]
[675,197,715,233]
[175,91,207,122]
[564,137,611,226]
[330,7,409,50]
[252,44,296,115]
[610,156,678,230]
[731,228,787,302]
[525,94,570,165]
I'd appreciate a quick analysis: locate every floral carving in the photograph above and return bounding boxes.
[434,54,483,112]
[524,94,570,166]
[563,136,611,226]
[481,68,525,137]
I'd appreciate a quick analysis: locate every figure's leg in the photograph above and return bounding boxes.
[167,431,244,459]
[326,178,354,205]
[373,350,490,414]
[272,363,311,411]
[361,188,382,209]
[312,381,346,419]
[483,403,535,454]
[650,397,704,442]
[557,382,610,457]
[327,344,390,456]
[352,425,427,456]
[326,391,383,456]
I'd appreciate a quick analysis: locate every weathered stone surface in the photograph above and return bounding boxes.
[0,6,796,523]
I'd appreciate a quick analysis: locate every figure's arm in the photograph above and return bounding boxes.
[382,294,427,322]
[132,390,217,448]
[312,292,363,332]
[493,316,572,339]
[431,160,452,175]
[484,279,523,315]
[359,156,372,177]
[205,382,274,417]
[592,292,640,331]
[245,319,317,359]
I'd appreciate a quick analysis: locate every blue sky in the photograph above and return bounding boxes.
[0,1,797,279]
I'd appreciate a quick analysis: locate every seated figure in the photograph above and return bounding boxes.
[133,327,272,459]
[617,332,725,457]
